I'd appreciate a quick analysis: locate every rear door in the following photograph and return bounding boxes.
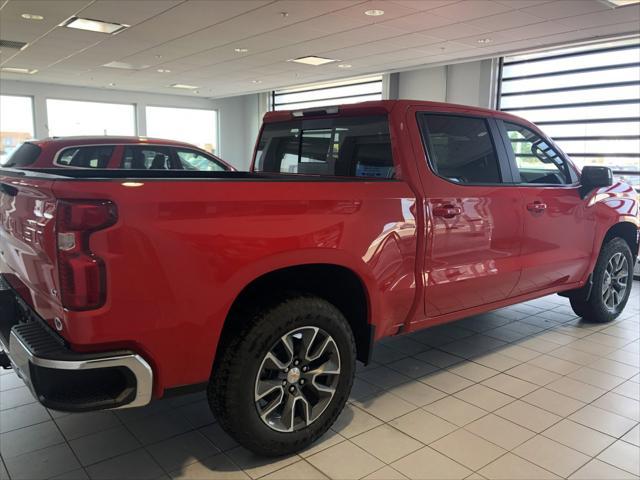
[498,120,596,295]
[412,110,524,317]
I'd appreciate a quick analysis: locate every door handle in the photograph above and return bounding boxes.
[433,204,462,218]
[526,201,547,213]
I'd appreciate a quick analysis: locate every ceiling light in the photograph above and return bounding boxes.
[364,9,385,16]
[1,67,37,74]
[337,64,352,69]
[290,55,338,66]
[21,13,44,20]
[170,83,199,89]
[157,68,171,73]
[599,0,640,6]
[61,17,129,34]
[103,61,149,70]
[107,82,116,87]
[234,48,249,53]
[252,80,262,84]
[477,38,492,44]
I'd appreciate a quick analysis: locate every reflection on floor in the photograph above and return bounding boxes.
[1,283,639,480]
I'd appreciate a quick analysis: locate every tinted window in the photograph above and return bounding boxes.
[175,149,227,171]
[56,145,114,168]
[255,115,395,178]
[504,122,571,185]
[420,114,502,184]
[2,142,41,167]
[122,146,172,170]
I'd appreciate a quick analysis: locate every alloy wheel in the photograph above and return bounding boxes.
[602,252,629,310]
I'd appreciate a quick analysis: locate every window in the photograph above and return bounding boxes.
[145,106,218,154]
[272,77,383,111]
[504,122,571,185]
[0,95,35,165]
[499,38,640,190]
[56,145,115,168]
[419,114,502,184]
[175,149,226,171]
[255,115,394,178]
[46,99,135,136]
[2,143,41,168]
[122,146,171,170]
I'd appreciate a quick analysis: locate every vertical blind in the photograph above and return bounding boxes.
[272,76,383,111]
[499,38,640,190]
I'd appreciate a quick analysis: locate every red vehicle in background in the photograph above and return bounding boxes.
[1,136,234,172]
[0,100,638,456]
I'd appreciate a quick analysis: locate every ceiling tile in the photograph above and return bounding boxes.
[429,0,514,21]
[520,0,609,19]
[469,10,547,30]
[74,1,180,26]
[555,4,640,29]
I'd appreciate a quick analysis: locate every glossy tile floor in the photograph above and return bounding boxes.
[1,284,639,480]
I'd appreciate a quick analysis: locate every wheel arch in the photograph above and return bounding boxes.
[602,221,639,259]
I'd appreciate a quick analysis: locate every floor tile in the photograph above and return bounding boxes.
[307,441,384,480]
[622,424,639,447]
[55,411,121,441]
[299,430,346,458]
[357,366,412,389]
[448,362,499,383]
[569,458,637,479]
[454,384,514,412]
[478,453,559,479]
[568,366,627,390]
[480,373,538,398]
[352,425,422,463]
[389,409,457,444]
[466,414,535,450]
[569,405,637,437]
[424,396,487,427]
[387,380,447,407]
[0,420,65,458]
[613,380,640,400]
[430,429,506,471]
[596,439,640,476]
[542,419,616,456]
[505,364,561,386]
[86,449,164,480]
[363,465,407,479]
[546,376,607,403]
[69,425,141,466]
[3,443,81,480]
[528,354,582,375]
[0,402,51,433]
[588,358,639,379]
[0,386,36,411]
[419,370,474,394]
[387,357,439,379]
[170,453,249,479]
[352,392,416,422]
[471,352,521,371]
[226,446,300,479]
[50,468,90,480]
[591,391,640,421]
[498,345,540,362]
[175,400,217,429]
[146,431,220,472]
[391,446,472,480]
[413,350,465,368]
[520,388,586,417]
[331,404,382,438]
[513,435,590,478]
[127,410,193,445]
[198,423,238,451]
[262,460,328,479]
[495,400,561,433]
[349,378,382,403]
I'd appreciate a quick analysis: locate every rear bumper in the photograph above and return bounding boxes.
[0,277,153,412]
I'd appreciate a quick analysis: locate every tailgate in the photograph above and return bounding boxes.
[0,174,63,322]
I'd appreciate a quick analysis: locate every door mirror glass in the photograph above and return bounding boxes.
[580,166,613,197]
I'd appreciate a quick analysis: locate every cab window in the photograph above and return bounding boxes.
[175,149,226,171]
[56,145,114,168]
[122,146,171,170]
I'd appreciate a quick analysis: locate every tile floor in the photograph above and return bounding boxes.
[1,284,639,480]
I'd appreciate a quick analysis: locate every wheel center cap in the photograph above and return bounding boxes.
[287,367,301,384]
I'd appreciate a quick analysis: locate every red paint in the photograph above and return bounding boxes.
[1,100,638,398]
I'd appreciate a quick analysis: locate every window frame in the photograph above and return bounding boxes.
[53,144,118,169]
[496,119,580,188]
[416,112,516,186]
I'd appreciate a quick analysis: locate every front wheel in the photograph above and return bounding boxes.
[208,294,356,456]
[570,238,634,323]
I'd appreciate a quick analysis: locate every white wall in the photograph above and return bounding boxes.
[0,80,258,169]
[396,66,447,102]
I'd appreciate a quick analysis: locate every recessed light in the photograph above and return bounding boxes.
[477,38,492,44]
[61,16,129,34]
[21,13,44,20]
[154,54,163,59]
[234,48,249,53]
[252,80,262,84]
[364,9,385,16]
[290,55,338,66]
[107,82,116,87]
[157,68,171,73]
[170,83,199,89]
[338,64,352,69]
[0,67,37,74]
[103,61,149,70]
[599,0,640,6]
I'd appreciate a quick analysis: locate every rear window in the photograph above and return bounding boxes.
[2,142,41,167]
[56,145,114,168]
[254,115,395,178]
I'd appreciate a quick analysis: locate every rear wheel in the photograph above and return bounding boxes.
[570,238,633,323]
[208,294,356,456]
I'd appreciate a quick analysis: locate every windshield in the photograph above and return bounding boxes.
[1,142,41,167]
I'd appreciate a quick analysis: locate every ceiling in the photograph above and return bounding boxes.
[1,0,639,99]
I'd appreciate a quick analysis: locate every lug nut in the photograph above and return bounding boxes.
[289,386,295,393]
[299,379,305,385]
[302,366,308,372]
[294,359,300,366]
[284,367,289,373]
[282,380,287,386]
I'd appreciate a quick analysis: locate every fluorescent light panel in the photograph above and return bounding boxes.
[170,83,199,89]
[62,17,129,34]
[1,67,37,74]
[291,56,338,66]
[103,61,149,70]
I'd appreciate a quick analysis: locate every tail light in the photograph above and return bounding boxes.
[56,200,117,310]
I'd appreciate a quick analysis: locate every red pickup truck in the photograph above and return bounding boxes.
[0,100,638,456]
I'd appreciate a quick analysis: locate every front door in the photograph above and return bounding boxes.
[414,112,524,317]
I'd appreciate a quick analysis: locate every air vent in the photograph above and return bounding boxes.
[0,39,28,50]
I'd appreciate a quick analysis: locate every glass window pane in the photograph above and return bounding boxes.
[273,77,382,111]
[145,106,218,154]
[420,114,502,184]
[0,95,35,164]
[274,94,382,111]
[46,99,135,136]
[501,85,640,109]
[56,146,115,168]
[175,149,226,171]
[507,103,640,123]
[556,139,640,155]
[542,121,640,138]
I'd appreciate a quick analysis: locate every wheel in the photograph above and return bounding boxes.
[208,294,356,456]
[570,238,634,323]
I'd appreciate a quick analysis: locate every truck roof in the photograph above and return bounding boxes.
[29,136,203,148]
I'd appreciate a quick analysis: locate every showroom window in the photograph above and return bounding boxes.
[272,76,383,111]
[499,38,640,190]
[47,99,136,137]
[145,106,218,154]
[0,95,35,165]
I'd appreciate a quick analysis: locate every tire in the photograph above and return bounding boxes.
[570,238,634,323]
[208,293,356,456]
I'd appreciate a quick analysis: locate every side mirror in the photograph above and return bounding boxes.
[580,166,613,198]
